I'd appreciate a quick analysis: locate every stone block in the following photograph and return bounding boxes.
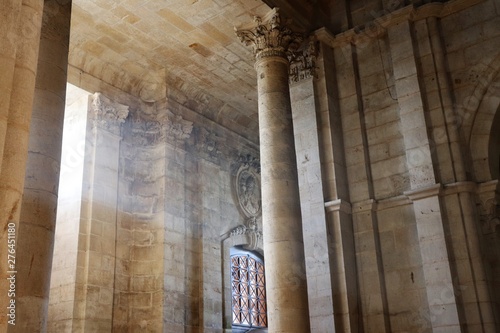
[393,55,418,80]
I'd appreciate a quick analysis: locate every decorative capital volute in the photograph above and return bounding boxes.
[235,7,303,60]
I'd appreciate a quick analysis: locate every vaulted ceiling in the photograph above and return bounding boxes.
[68,0,343,143]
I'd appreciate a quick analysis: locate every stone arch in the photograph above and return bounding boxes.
[465,52,500,182]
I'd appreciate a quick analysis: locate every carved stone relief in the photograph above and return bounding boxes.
[289,39,318,83]
[197,127,223,161]
[129,109,192,146]
[90,93,129,135]
[478,197,500,235]
[235,7,303,61]
[235,7,316,83]
[236,165,261,218]
[226,155,262,249]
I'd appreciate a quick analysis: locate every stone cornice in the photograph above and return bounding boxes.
[476,179,499,195]
[351,199,377,213]
[315,0,485,48]
[442,181,477,195]
[128,108,192,146]
[346,180,497,213]
[325,199,352,214]
[404,184,442,201]
[235,7,303,61]
[377,195,412,211]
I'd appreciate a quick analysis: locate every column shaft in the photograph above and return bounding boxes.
[256,55,310,332]
[14,1,72,331]
[0,0,22,168]
[0,1,44,329]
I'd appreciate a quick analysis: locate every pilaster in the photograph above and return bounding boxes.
[387,18,465,331]
[324,30,392,332]
[73,93,128,331]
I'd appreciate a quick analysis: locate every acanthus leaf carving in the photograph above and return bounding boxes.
[235,7,303,61]
[90,93,129,134]
[288,39,318,83]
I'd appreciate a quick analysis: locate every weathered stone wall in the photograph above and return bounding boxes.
[290,0,500,332]
[49,89,129,332]
[47,1,499,332]
[441,0,500,328]
[50,85,259,333]
[116,94,259,332]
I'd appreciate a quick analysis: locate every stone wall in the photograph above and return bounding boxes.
[48,1,499,332]
[49,84,260,333]
[114,93,260,332]
[290,0,500,332]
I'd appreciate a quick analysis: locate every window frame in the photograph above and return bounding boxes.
[230,246,267,332]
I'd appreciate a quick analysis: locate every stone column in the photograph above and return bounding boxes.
[14,1,72,331]
[236,8,310,332]
[0,0,44,330]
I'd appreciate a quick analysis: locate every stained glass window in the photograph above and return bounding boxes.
[231,249,267,331]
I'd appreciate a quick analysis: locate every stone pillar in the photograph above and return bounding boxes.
[0,0,44,330]
[236,8,310,332]
[14,1,72,331]
[388,20,461,331]
[76,93,128,331]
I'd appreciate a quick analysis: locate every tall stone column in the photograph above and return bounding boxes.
[14,1,72,332]
[0,0,44,330]
[236,8,310,332]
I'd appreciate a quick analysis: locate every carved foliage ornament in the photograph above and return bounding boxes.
[235,7,303,60]
[478,198,500,235]
[130,110,192,146]
[90,93,129,133]
[166,113,193,141]
[289,39,318,83]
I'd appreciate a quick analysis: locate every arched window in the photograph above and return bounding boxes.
[230,247,267,332]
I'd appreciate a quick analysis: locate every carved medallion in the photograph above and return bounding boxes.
[235,165,261,219]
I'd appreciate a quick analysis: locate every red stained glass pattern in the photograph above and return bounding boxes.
[231,253,267,329]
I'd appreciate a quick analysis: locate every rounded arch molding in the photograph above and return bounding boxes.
[462,52,500,182]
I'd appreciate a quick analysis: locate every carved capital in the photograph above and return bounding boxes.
[235,7,303,61]
[165,113,193,142]
[478,197,500,235]
[289,39,318,83]
[90,93,129,134]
